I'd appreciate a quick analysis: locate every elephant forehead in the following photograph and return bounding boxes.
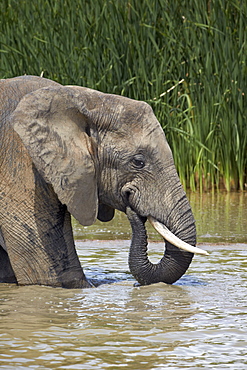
[135,120,167,149]
[106,111,167,153]
[100,96,150,126]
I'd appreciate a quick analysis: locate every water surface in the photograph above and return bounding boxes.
[73,191,247,244]
[0,192,246,369]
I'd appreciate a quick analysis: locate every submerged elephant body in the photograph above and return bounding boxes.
[0,75,203,288]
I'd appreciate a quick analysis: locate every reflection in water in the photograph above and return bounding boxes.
[0,276,197,369]
[1,192,247,369]
[73,192,247,243]
[188,191,247,243]
[1,241,247,369]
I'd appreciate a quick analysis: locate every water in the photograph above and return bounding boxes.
[0,192,247,369]
[73,191,247,244]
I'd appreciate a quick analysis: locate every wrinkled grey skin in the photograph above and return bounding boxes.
[0,75,196,288]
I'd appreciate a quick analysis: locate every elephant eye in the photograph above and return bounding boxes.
[132,155,145,169]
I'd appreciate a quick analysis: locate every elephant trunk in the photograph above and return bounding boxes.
[126,207,204,285]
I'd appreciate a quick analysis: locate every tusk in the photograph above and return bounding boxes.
[148,217,209,256]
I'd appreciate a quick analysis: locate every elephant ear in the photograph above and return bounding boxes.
[12,86,98,226]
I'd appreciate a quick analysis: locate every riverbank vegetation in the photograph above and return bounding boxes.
[0,0,246,191]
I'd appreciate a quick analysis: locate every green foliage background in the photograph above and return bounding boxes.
[0,0,246,191]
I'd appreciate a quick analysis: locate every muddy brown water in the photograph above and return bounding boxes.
[0,192,247,369]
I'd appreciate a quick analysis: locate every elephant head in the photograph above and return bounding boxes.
[0,75,206,288]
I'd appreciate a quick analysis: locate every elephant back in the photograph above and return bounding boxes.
[0,75,60,128]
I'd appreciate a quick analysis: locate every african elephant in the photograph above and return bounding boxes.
[0,75,207,288]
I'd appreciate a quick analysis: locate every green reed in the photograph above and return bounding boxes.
[0,0,246,191]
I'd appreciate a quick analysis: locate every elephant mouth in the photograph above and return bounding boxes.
[125,206,208,256]
[126,207,208,285]
[148,217,208,256]
[121,181,208,256]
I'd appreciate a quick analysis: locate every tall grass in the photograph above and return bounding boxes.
[0,0,246,191]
